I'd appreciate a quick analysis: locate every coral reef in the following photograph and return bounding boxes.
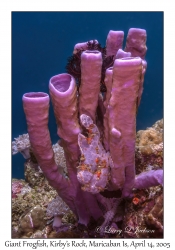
[12,134,31,159]
[12,176,57,238]
[46,196,72,229]
[12,162,76,238]
[19,205,46,235]
[12,27,163,238]
[135,119,163,174]
[123,186,163,238]
[12,118,163,238]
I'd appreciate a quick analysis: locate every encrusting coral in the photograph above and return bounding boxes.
[135,119,163,174]
[12,134,31,159]
[12,27,163,237]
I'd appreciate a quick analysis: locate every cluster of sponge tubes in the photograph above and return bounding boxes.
[22,28,163,226]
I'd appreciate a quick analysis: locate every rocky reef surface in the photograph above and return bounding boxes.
[12,119,163,238]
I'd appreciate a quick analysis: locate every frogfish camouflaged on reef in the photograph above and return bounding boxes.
[77,114,113,194]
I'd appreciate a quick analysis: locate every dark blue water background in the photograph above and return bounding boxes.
[12,12,163,179]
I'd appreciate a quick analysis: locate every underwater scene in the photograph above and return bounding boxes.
[12,12,163,239]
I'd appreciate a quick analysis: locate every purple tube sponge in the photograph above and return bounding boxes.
[49,73,81,173]
[103,67,113,151]
[107,57,142,195]
[21,28,163,229]
[106,30,124,57]
[115,48,131,59]
[22,92,76,213]
[124,28,147,59]
[22,91,103,225]
[79,50,102,122]
[134,169,163,190]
